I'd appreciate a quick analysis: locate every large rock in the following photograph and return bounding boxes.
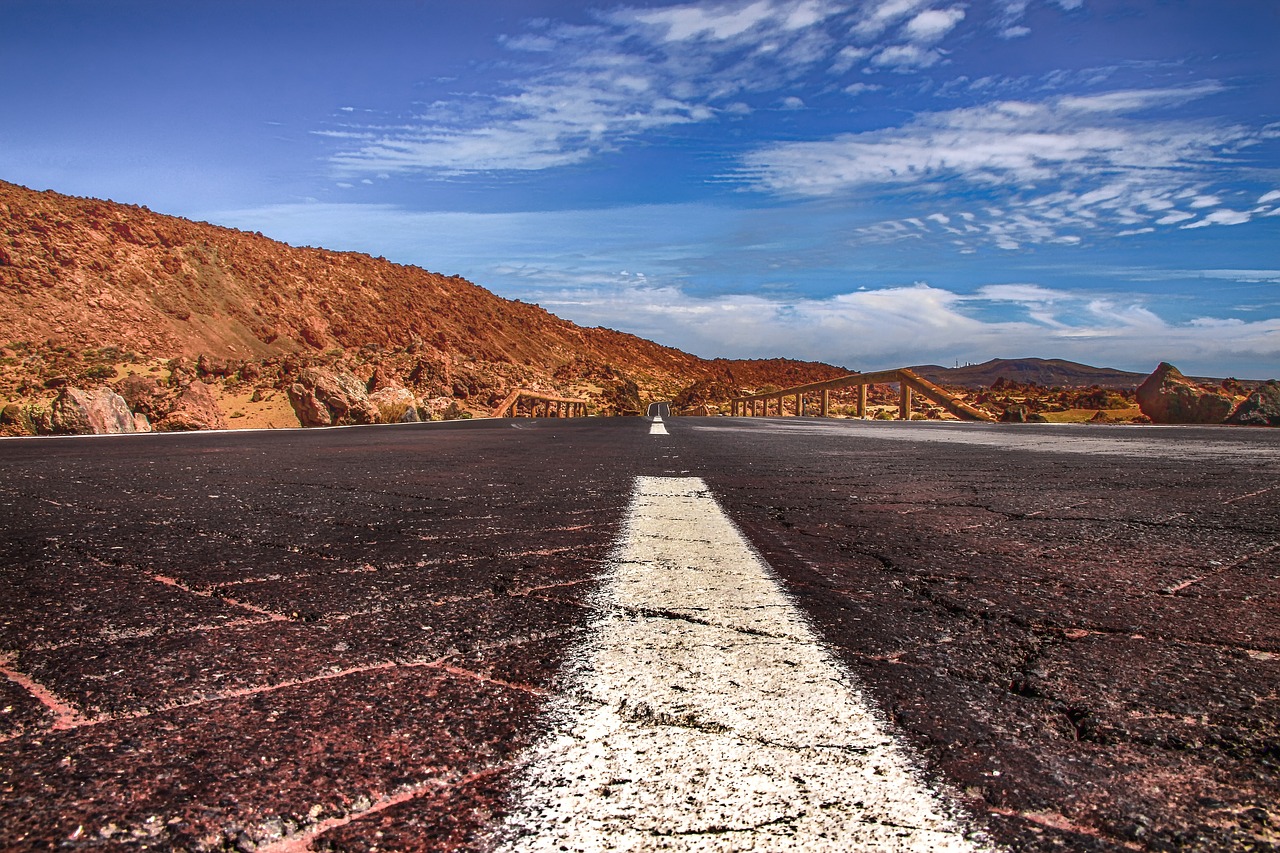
[1136,362,1234,425]
[368,387,419,423]
[1226,381,1280,426]
[46,386,138,434]
[155,380,228,431]
[287,383,332,427]
[1,402,38,434]
[287,367,379,427]
[116,374,176,421]
[999,405,1029,423]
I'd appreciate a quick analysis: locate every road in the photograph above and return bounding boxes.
[1,415,1277,851]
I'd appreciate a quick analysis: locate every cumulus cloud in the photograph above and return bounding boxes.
[529,274,1280,374]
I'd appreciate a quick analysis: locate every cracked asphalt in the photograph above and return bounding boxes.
[1,416,1277,851]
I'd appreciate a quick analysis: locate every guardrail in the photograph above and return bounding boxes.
[491,389,589,419]
[729,368,995,422]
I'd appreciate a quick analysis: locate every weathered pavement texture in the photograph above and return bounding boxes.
[1,416,1277,851]
[499,476,986,851]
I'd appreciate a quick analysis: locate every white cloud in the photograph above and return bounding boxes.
[852,0,932,38]
[1259,189,1280,204]
[993,0,1079,38]
[529,275,1280,375]
[781,95,806,109]
[871,44,943,70]
[735,84,1276,248]
[843,82,882,96]
[630,0,781,41]
[904,7,965,42]
[326,0,870,177]
[1180,209,1252,229]
[1058,82,1224,114]
[830,45,870,73]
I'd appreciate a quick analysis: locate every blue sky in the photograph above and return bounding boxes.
[3,0,1278,377]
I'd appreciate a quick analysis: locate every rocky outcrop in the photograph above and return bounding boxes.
[1136,363,1234,425]
[1,402,38,434]
[116,374,176,421]
[1226,381,1280,426]
[368,387,419,423]
[1000,405,1030,423]
[45,387,138,434]
[155,380,227,431]
[287,368,379,427]
[287,384,333,427]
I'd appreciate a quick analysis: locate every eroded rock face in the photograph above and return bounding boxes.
[287,367,379,427]
[47,387,137,434]
[155,380,228,431]
[1136,362,1234,425]
[1226,381,1280,426]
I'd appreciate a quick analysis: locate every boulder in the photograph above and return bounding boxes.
[1,402,37,434]
[999,405,1029,423]
[287,367,379,426]
[287,383,332,427]
[47,386,138,434]
[155,380,228,431]
[116,374,176,421]
[1226,381,1280,426]
[368,387,418,424]
[1136,363,1234,424]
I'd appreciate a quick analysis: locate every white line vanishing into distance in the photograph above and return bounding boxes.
[649,414,669,435]
[498,476,993,851]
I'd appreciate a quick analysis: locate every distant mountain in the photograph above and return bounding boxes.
[912,358,1150,389]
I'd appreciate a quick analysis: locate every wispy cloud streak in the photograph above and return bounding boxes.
[736,84,1280,248]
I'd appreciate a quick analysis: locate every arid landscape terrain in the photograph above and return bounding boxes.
[2,179,1277,436]
[0,180,853,433]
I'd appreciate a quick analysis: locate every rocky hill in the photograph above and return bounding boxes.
[0,180,851,433]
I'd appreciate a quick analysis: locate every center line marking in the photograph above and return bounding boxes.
[498,476,993,851]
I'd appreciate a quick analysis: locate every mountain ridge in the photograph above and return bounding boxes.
[912,357,1153,389]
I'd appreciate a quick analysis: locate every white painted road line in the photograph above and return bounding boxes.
[649,415,669,435]
[499,476,992,851]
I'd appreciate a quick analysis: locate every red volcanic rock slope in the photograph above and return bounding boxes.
[0,179,846,422]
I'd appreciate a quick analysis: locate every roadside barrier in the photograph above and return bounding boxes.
[729,368,994,422]
[491,389,589,418]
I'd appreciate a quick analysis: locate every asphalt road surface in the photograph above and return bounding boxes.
[1,415,1277,851]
